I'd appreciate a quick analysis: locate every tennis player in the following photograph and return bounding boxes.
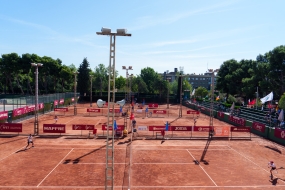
[268,161,277,179]
[25,134,34,150]
[54,115,58,123]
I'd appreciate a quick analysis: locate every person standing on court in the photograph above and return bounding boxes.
[54,115,58,123]
[25,134,34,150]
[268,161,277,179]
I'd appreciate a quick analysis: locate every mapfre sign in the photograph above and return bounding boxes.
[153,110,167,114]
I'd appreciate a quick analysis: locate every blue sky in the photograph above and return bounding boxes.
[1,0,284,77]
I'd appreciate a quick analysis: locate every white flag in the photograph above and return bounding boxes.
[191,89,195,96]
[230,102,235,110]
[278,109,284,122]
[260,92,273,104]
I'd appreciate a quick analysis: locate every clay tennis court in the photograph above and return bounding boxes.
[1,103,285,189]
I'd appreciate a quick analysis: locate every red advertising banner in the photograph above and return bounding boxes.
[72,124,95,130]
[229,116,246,126]
[153,110,167,114]
[0,123,22,132]
[108,109,120,113]
[38,103,44,109]
[59,99,64,105]
[186,110,200,115]
[87,108,101,113]
[54,100,58,106]
[252,122,265,133]
[71,97,75,102]
[148,103,159,109]
[231,127,250,132]
[193,126,211,132]
[170,126,192,131]
[13,107,24,117]
[214,126,230,136]
[274,128,285,140]
[149,126,166,131]
[43,124,66,133]
[0,111,8,120]
[217,111,224,118]
[54,108,68,112]
[101,124,124,130]
[27,105,35,112]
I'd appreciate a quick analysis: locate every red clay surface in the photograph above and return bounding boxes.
[0,103,285,189]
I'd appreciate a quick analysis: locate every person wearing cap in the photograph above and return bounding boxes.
[268,161,277,179]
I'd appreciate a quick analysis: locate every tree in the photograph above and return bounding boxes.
[278,93,285,110]
[140,67,159,93]
[115,76,125,91]
[94,63,108,96]
[77,58,91,96]
[195,86,208,99]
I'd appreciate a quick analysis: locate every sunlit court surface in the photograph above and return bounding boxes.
[1,103,285,190]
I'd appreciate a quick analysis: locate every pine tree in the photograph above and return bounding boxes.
[77,58,91,96]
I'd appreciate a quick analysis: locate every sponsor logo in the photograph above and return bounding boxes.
[85,125,93,130]
[254,124,263,131]
[0,113,8,118]
[44,127,64,131]
[281,131,285,139]
[174,127,187,131]
[154,110,166,114]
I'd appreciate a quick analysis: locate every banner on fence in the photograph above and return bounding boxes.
[87,108,101,113]
[108,109,120,113]
[148,103,159,109]
[0,123,22,132]
[149,126,165,131]
[43,124,66,133]
[231,127,250,132]
[54,100,58,106]
[274,128,285,140]
[214,126,230,136]
[102,124,124,131]
[186,110,200,115]
[217,111,224,118]
[252,122,265,133]
[193,126,211,132]
[72,125,95,130]
[170,126,192,131]
[229,116,246,126]
[153,110,167,114]
[137,126,148,131]
[59,99,64,104]
[54,108,68,112]
[0,111,8,120]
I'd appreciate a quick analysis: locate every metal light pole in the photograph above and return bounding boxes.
[122,66,133,104]
[208,69,219,127]
[31,63,43,135]
[74,71,79,115]
[90,75,93,107]
[97,27,131,190]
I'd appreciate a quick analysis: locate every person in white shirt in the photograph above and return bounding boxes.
[25,134,34,150]
[268,161,277,179]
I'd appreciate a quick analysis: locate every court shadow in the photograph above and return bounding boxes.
[265,146,282,154]
[63,159,71,164]
[269,178,278,185]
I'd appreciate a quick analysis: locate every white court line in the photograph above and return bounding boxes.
[132,145,227,147]
[69,162,126,164]
[37,148,74,187]
[64,117,77,124]
[227,145,285,184]
[0,145,26,162]
[95,118,101,126]
[1,185,285,189]
[133,163,195,164]
[186,150,217,186]
[134,148,230,150]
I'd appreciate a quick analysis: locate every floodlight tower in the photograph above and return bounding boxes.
[208,69,219,127]
[122,66,133,104]
[74,71,79,115]
[97,27,131,190]
[31,63,43,135]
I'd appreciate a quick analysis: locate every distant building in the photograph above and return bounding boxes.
[160,68,217,90]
